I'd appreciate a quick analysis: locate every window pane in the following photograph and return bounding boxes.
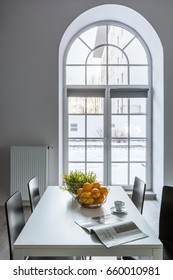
[80,26,106,49]
[112,163,128,185]
[87,140,103,161]
[87,46,107,64]
[130,66,148,85]
[130,139,146,161]
[111,139,128,161]
[66,66,85,85]
[69,115,85,137]
[87,163,103,184]
[87,97,104,114]
[69,139,85,161]
[68,97,85,114]
[87,66,106,85]
[112,115,128,138]
[66,38,89,64]
[130,98,146,114]
[108,66,128,85]
[68,163,85,173]
[130,163,146,185]
[130,116,146,137]
[124,38,148,64]
[108,46,127,64]
[108,26,134,49]
[112,98,128,114]
[87,115,104,138]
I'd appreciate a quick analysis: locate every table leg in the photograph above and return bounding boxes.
[13,250,24,260]
[153,249,163,260]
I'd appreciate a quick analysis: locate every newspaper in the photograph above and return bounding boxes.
[75,214,148,248]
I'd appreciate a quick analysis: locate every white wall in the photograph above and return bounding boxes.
[0,0,172,204]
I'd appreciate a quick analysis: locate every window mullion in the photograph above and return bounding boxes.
[85,98,87,173]
[64,90,69,173]
[107,88,112,186]
[128,98,130,187]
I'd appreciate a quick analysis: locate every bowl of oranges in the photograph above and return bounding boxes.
[76,182,109,208]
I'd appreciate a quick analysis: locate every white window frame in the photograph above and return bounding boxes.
[63,21,152,190]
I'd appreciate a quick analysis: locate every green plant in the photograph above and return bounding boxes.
[61,170,97,194]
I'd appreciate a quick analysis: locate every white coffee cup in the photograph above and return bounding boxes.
[114,200,125,211]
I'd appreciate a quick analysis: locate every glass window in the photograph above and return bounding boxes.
[64,23,151,190]
[66,66,85,85]
[130,66,148,85]
[80,26,106,49]
[66,38,90,64]
[124,38,148,64]
[108,66,128,85]
[87,47,107,64]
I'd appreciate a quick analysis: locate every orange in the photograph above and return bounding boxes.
[91,188,100,198]
[82,182,93,191]
[80,191,91,198]
[77,188,83,197]
[92,182,101,189]
[80,197,94,204]
[100,186,108,196]
[94,195,105,204]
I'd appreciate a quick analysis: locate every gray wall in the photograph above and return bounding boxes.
[0,0,172,204]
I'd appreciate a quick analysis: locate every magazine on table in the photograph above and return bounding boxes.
[75,214,148,248]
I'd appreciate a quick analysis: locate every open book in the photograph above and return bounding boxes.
[75,214,148,248]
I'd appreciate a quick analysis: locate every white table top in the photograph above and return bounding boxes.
[14,186,162,259]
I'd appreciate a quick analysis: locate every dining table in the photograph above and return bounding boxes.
[13,185,163,260]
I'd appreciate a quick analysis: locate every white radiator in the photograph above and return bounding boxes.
[10,146,49,200]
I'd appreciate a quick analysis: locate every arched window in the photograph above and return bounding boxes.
[63,22,151,190]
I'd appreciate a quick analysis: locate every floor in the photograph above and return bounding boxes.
[0,200,160,260]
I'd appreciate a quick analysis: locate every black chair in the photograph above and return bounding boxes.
[123,176,146,260]
[5,191,80,260]
[5,191,25,260]
[28,176,40,212]
[131,176,146,214]
[159,185,173,260]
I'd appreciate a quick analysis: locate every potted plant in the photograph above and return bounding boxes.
[61,170,96,195]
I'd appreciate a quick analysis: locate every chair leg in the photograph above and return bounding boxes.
[117,256,123,260]
[122,256,136,260]
[81,256,92,260]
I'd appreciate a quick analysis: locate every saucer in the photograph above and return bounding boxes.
[110,206,127,214]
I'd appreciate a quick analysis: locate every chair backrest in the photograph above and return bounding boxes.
[131,176,146,214]
[5,191,25,260]
[28,176,40,212]
[159,185,173,247]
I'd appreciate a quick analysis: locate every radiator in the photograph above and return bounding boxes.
[10,146,49,200]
